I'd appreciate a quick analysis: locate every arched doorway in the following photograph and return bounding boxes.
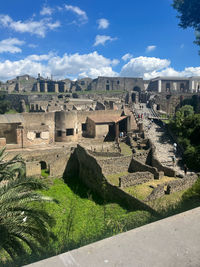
[133,86,141,92]
[131,93,136,102]
[40,161,49,177]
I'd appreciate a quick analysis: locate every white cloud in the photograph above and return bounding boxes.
[26,52,56,61]
[97,18,109,29]
[146,45,156,52]
[94,35,117,46]
[120,56,200,79]
[79,67,118,79]
[0,51,118,81]
[1,52,200,82]
[40,6,54,16]
[120,56,170,77]
[0,38,25,53]
[65,5,88,22]
[0,14,60,37]
[122,53,133,61]
[28,44,38,48]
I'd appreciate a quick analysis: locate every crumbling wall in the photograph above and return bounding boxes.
[64,145,156,213]
[6,147,71,178]
[26,162,41,177]
[0,123,19,144]
[147,139,176,177]
[128,157,162,179]
[146,174,198,201]
[120,172,154,188]
[98,156,132,176]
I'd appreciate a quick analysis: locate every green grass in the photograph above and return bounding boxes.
[5,109,18,114]
[28,177,154,262]
[148,190,187,213]
[2,176,200,266]
[41,169,49,178]
[124,176,178,201]
[107,171,129,186]
[125,184,153,200]
[147,177,200,215]
[120,142,132,156]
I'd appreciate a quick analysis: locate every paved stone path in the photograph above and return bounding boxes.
[134,104,187,176]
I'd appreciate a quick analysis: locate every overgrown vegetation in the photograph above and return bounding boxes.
[0,148,57,266]
[0,93,12,114]
[172,0,200,52]
[14,177,155,266]
[2,171,200,266]
[124,176,177,201]
[107,171,129,186]
[169,105,200,171]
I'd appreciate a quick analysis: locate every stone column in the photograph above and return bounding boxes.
[115,123,119,138]
[127,116,131,132]
[64,83,67,92]
[55,83,59,93]
[158,80,162,93]
[16,126,24,148]
[36,82,40,92]
[44,82,48,93]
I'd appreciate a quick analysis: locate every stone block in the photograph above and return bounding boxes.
[26,162,41,177]
[0,138,6,147]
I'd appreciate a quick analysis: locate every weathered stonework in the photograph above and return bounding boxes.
[120,172,154,188]
[146,174,198,201]
[64,145,156,214]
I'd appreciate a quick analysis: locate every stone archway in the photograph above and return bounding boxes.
[40,161,49,177]
[133,86,141,92]
[40,161,47,170]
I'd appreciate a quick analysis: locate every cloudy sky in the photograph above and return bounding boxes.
[0,0,199,81]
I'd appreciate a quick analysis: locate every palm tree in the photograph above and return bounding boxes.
[0,148,57,262]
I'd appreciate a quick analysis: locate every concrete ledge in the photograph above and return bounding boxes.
[25,207,200,267]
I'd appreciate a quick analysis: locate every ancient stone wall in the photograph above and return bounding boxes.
[0,123,19,144]
[128,157,161,179]
[26,162,41,177]
[98,155,132,175]
[120,172,154,188]
[86,117,95,138]
[88,150,122,157]
[92,77,145,92]
[147,139,176,177]
[146,174,198,201]
[0,138,6,147]
[22,112,55,147]
[55,111,79,142]
[95,124,109,138]
[6,146,71,178]
[64,145,156,213]
[154,93,200,114]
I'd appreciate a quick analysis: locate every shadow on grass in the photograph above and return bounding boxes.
[64,173,105,206]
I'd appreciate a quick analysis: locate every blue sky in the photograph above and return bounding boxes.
[0,0,199,81]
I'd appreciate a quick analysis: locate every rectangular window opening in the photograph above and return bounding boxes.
[36,132,41,138]
[66,128,74,136]
[82,123,87,131]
